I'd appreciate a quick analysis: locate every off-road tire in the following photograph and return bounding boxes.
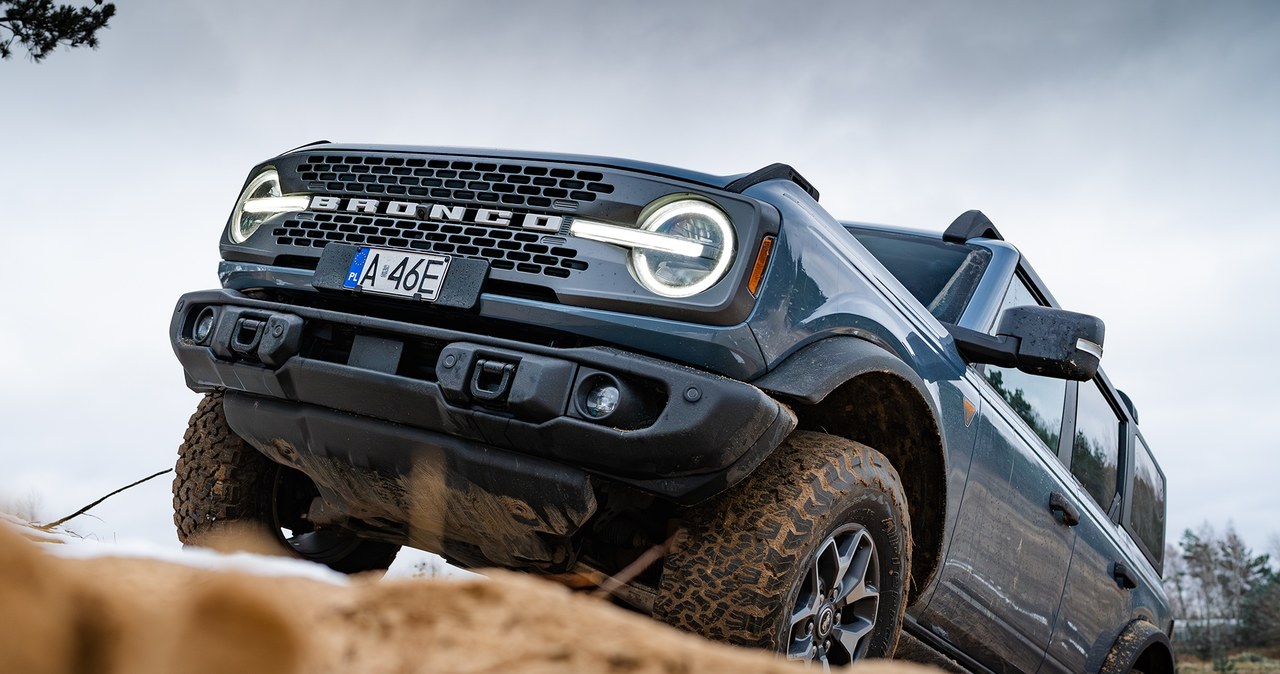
[654,431,911,662]
[173,391,399,574]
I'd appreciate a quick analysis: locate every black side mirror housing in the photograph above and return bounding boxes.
[944,306,1105,381]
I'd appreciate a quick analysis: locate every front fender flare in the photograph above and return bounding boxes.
[753,336,950,602]
[753,336,938,416]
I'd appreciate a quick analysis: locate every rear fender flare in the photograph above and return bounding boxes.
[1100,619,1175,674]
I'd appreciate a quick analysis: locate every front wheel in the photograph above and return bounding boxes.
[654,431,911,666]
[172,391,399,574]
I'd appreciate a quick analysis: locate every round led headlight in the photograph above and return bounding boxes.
[228,169,309,243]
[630,199,735,298]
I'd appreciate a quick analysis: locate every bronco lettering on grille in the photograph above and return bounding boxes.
[308,196,564,233]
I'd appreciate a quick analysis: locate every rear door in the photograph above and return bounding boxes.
[1039,377,1131,673]
[1041,385,1168,672]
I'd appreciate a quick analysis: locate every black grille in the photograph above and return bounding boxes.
[274,212,589,278]
[295,154,616,211]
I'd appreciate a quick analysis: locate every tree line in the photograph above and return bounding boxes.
[1164,523,1280,671]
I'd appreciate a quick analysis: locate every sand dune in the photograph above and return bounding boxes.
[0,523,942,674]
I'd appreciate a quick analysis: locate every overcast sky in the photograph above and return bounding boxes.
[2,1,1277,559]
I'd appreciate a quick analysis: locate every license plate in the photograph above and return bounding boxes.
[343,247,450,301]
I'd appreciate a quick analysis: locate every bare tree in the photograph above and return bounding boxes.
[0,491,43,521]
[1173,523,1276,668]
[1163,544,1191,619]
[1217,524,1269,626]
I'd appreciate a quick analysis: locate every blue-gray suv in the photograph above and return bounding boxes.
[169,143,1172,673]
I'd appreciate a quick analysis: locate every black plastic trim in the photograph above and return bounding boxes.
[1098,619,1175,674]
[172,289,796,503]
[903,616,994,674]
[753,336,939,419]
[224,393,597,571]
[943,210,1003,243]
[724,162,820,201]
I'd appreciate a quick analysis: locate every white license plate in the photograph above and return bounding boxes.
[343,247,451,301]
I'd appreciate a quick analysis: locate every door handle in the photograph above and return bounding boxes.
[1048,491,1080,527]
[1112,560,1138,589]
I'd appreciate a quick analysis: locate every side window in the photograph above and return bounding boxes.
[1128,435,1166,566]
[1071,380,1122,513]
[984,276,1067,451]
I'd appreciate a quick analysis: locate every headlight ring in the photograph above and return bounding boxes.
[229,169,309,243]
[629,199,735,298]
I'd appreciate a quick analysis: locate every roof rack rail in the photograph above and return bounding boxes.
[943,210,1004,243]
[725,163,820,202]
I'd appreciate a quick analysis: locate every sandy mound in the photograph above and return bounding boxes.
[0,524,941,674]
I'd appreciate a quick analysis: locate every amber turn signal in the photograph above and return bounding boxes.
[747,236,776,296]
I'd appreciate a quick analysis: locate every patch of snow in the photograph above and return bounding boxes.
[385,546,478,580]
[24,523,350,585]
[6,514,477,583]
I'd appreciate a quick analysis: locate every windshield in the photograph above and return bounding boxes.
[846,227,992,324]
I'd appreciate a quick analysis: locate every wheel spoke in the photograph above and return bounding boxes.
[786,522,885,666]
[789,559,823,654]
[841,577,866,604]
[790,600,814,628]
[807,558,823,611]
[834,619,874,658]
[788,630,815,659]
[837,531,877,604]
[816,537,839,594]
[833,534,856,589]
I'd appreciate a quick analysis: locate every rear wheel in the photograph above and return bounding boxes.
[172,391,399,574]
[654,431,911,666]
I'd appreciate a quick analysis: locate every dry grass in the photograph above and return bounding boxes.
[1178,652,1280,673]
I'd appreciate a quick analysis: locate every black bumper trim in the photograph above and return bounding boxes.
[172,289,796,503]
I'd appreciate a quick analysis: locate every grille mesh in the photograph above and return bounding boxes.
[274,212,588,278]
[296,154,616,211]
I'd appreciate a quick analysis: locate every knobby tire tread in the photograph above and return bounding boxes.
[173,391,274,543]
[654,431,911,656]
[172,391,400,573]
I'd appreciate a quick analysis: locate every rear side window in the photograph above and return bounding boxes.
[1072,380,1122,513]
[1128,435,1166,567]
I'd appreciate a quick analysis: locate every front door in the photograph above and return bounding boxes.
[919,368,1078,673]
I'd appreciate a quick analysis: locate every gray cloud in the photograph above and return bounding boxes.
[1,0,1276,553]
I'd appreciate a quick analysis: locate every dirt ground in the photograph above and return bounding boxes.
[0,523,942,674]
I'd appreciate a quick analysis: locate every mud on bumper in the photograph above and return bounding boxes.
[171,289,795,569]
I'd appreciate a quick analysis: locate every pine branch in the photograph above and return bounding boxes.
[0,0,115,61]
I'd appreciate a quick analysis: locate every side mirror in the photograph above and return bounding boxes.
[944,306,1105,381]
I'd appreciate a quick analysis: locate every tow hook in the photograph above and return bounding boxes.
[471,359,516,402]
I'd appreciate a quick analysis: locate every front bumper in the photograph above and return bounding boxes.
[172,288,795,505]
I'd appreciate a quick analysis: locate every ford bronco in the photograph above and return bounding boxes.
[169,143,1172,672]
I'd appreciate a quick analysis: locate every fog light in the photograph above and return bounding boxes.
[193,308,217,344]
[584,382,621,419]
